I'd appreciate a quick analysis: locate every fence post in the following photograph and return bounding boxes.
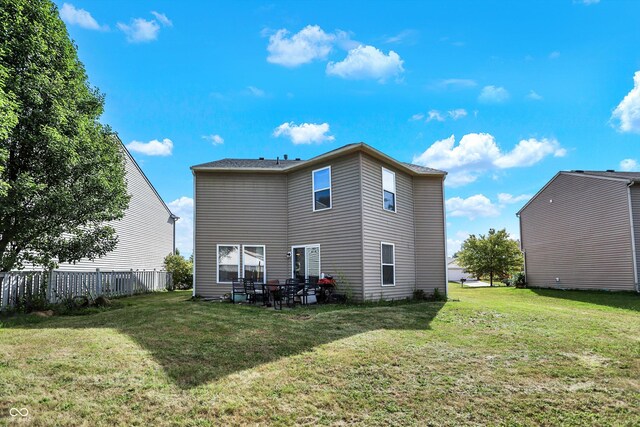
[47,270,54,304]
[130,269,134,295]
[96,268,102,296]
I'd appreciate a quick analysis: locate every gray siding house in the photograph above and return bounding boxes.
[57,140,177,271]
[517,171,640,292]
[192,143,447,301]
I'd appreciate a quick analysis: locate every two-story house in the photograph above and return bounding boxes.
[191,143,447,301]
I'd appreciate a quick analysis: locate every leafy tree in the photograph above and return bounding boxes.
[0,0,129,271]
[457,228,523,286]
[163,250,193,290]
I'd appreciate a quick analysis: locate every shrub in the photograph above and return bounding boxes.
[163,251,193,290]
[512,271,526,288]
[413,289,427,301]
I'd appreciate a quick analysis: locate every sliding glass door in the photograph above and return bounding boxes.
[292,244,320,282]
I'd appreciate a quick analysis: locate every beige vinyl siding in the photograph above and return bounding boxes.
[287,154,363,300]
[630,185,640,288]
[413,177,447,294]
[361,154,417,300]
[194,172,289,299]
[57,149,175,272]
[520,173,635,291]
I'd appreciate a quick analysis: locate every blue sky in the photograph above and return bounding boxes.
[56,0,640,256]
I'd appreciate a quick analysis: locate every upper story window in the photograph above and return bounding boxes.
[382,168,396,212]
[312,166,332,211]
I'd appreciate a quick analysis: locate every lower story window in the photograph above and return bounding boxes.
[217,244,266,284]
[243,245,266,283]
[381,242,395,286]
[218,245,240,283]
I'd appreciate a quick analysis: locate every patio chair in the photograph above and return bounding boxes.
[284,278,299,307]
[266,279,280,308]
[232,278,247,303]
[299,280,318,305]
[244,279,262,304]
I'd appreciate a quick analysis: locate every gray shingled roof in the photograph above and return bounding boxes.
[191,143,446,176]
[566,170,640,181]
[402,162,444,174]
[191,158,303,169]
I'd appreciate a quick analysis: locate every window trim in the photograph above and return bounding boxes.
[381,242,396,287]
[242,244,267,284]
[217,244,241,284]
[382,167,397,213]
[312,166,332,212]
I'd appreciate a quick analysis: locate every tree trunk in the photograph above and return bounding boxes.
[490,272,494,286]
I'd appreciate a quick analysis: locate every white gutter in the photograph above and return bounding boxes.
[627,181,639,292]
[442,177,449,297]
[192,171,197,297]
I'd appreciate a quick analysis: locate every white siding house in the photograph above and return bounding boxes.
[57,140,177,271]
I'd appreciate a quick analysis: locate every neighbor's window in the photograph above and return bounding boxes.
[313,166,332,211]
[243,245,266,283]
[381,242,395,286]
[382,168,396,212]
[217,245,240,283]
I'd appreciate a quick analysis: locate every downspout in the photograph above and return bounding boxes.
[192,171,197,297]
[627,181,639,292]
[441,176,449,297]
[516,212,526,283]
[170,214,179,255]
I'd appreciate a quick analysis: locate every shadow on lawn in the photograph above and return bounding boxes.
[4,292,445,389]
[530,288,640,312]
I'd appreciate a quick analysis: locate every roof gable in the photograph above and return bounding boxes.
[516,170,639,216]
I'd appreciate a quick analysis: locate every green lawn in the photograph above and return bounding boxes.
[1,286,638,426]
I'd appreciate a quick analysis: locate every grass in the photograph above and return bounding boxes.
[0,286,638,426]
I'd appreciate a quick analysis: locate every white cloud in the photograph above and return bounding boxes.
[126,138,173,156]
[273,122,335,145]
[410,113,425,121]
[435,79,477,89]
[384,29,419,45]
[620,158,639,171]
[527,90,543,101]
[446,195,500,220]
[611,71,640,133]
[549,51,561,59]
[326,45,404,83]
[448,109,468,120]
[247,86,265,97]
[118,18,160,43]
[426,110,445,122]
[478,85,510,103]
[151,11,172,27]
[59,3,105,30]
[266,25,335,67]
[498,193,532,205]
[413,133,565,186]
[168,197,193,256]
[202,134,224,146]
[494,137,566,168]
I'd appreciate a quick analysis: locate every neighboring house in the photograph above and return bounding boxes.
[517,170,640,292]
[191,142,447,301]
[56,137,178,272]
[447,257,471,282]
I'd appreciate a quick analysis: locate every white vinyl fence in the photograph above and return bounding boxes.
[0,269,173,311]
